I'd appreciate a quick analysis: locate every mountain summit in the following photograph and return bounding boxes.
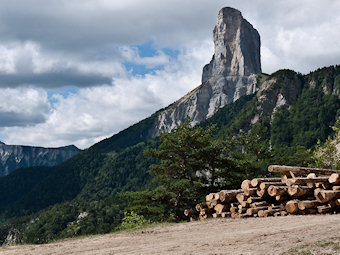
[202,7,261,81]
[151,7,261,135]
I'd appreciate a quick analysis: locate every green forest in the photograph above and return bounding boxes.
[0,65,340,245]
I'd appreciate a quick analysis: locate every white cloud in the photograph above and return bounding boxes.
[0,40,212,148]
[0,87,49,127]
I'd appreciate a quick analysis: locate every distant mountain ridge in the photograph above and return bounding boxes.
[0,142,80,176]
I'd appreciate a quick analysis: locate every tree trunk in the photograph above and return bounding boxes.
[236,193,247,204]
[268,165,340,176]
[205,193,215,202]
[297,200,319,210]
[259,182,284,190]
[219,189,243,203]
[214,203,229,214]
[241,180,252,191]
[250,201,269,208]
[314,189,340,203]
[285,177,330,186]
[250,177,282,188]
[329,173,340,185]
[244,188,257,196]
[256,189,268,198]
[246,206,269,216]
[184,209,199,217]
[267,185,289,197]
[285,200,299,214]
[247,197,263,203]
[317,204,333,214]
[287,185,313,197]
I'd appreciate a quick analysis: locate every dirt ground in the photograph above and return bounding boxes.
[1,214,340,255]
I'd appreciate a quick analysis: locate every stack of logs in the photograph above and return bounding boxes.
[185,165,340,220]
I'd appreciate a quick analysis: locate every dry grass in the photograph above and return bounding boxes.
[281,237,340,255]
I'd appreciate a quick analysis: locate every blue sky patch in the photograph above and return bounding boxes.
[124,40,180,76]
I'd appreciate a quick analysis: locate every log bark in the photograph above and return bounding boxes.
[261,208,282,217]
[247,197,263,203]
[307,173,317,178]
[246,206,269,216]
[208,199,218,208]
[273,211,283,217]
[287,185,313,197]
[213,193,220,200]
[259,182,284,190]
[219,189,243,203]
[268,205,283,210]
[317,204,333,214]
[238,208,248,214]
[285,177,330,186]
[221,212,231,218]
[285,200,299,214]
[236,193,247,204]
[275,194,289,201]
[332,186,340,191]
[297,200,319,210]
[244,188,257,196]
[195,202,207,211]
[315,182,332,189]
[236,213,249,219]
[280,211,288,216]
[257,210,266,217]
[205,193,215,202]
[268,165,340,176]
[240,201,250,208]
[230,207,237,214]
[184,209,199,217]
[250,201,269,208]
[267,185,289,197]
[231,212,238,219]
[314,189,340,203]
[212,213,220,218]
[299,208,318,215]
[241,180,252,191]
[329,173,340,185]
[214,203,229,214]
[256,189,268,198]
[250,177,282,188]
[336,199,340,206]
[199,208,214,216]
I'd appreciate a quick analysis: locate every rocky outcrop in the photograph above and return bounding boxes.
[0,143,81,176]
[150,7,261,135]
[251,71,303,124]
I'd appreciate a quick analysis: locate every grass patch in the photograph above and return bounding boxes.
[281,237,340,255]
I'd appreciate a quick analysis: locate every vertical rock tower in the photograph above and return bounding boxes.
[202,7,261,81]
[151,7,261,135]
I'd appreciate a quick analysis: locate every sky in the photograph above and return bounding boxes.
[0,0,339,149]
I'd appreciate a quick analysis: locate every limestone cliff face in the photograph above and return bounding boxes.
[150,7,261,135]
[202,7,261,81]
[0,142,80,176]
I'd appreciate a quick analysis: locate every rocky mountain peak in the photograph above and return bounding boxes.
[202,7,261,82]
[150,7,262,136]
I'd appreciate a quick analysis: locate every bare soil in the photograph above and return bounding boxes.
[1,214,340,255]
